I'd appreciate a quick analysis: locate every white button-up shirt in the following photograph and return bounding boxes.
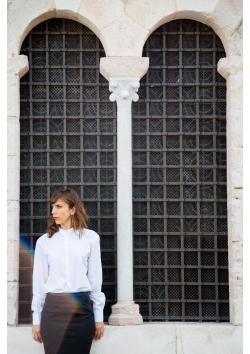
[31,227,106,325]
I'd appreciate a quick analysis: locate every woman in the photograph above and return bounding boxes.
[31,188,105,354]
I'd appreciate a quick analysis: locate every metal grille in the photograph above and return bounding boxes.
[132,19,229,322]
[19,18,117,323]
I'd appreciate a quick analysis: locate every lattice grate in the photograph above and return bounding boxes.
[19,18,117,324]
[133,19,228,322]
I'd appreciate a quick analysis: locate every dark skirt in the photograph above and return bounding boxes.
[40,292,95,354]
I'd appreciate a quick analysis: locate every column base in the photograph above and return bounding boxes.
[108,301,143,325]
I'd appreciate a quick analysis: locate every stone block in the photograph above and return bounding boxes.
[7,74,20,118]
[227,109,243,149]
[125,0,176,32]
[98,324,176,354]
[207,0,243,57]
[226,18,243,58]
[100,57,149,81]
[228,241,243,268]
[7,117,20,157]
[108,301,143,325]
[227,73,243,112]
[55,0,81,20]
[7,323,242,354]
[7,200,20,242]
[78,0,124,37]
[7,282,19,326]
[217,57,243,80]
[229,266,243,325]
[176,0,219,14]
[231,188,243,201]
[233,24,243,56]
[175,0,219,25]
[7,240,19,282]
[178,323,243,354]
[175,11,208,25]
[100,14,149,57]
[7,155,20,201]
[7,55,29,78]
[230,295,243,326]
[7,0,56,55]
[229,265,243,284]
[227,195,243,243]
[8,325,45,353]
[228,148,243,190]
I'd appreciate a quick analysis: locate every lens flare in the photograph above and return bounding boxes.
[19,233,91,347]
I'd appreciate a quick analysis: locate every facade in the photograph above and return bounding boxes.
[7,0,243,353]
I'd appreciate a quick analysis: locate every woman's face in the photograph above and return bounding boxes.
[51,198,75,225]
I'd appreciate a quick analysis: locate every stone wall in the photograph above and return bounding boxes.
[7,0,243,351]
[8,323,243,354]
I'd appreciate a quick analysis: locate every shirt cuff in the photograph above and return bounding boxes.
[33,313,41,325]
[93,308,103,322]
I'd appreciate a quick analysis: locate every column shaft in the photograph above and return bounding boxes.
[107,77,143,325]
[117,105,133,301]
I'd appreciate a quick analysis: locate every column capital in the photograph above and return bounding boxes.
[100,57,149,81]
[7,54,29,78]
[109,77,140,108]
[217,56,243,79]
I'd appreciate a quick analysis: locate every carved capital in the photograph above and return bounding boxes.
[217,56,243,79]
[109,77,140,108]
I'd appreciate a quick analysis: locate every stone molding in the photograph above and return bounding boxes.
[7,55,29,78]
[100,57,149,81]
[8,0,243,57]
[217,56,243,79]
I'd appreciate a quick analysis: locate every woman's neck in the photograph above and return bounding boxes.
[59,220,72,230]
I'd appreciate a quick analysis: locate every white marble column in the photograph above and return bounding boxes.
[100,58,149,325]
[7,54,29,326]
[217,56,243,326]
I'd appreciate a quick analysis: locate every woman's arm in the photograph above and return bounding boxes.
[31,239,49,326]
[87,233,106,339]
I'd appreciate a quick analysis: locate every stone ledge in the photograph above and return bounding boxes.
[8,323,242,354]
[7,55,29,78]
[217,56,243,79]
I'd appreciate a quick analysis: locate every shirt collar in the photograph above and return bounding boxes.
[58,226,74,234]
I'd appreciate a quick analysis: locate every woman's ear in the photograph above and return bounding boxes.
[71,206,76,216]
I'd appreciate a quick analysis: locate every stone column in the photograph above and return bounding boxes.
[217,56,243,326]
[100,57,149,325]
[7,54,29,326]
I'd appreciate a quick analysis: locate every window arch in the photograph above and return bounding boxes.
[132,19,228,322]
[19,18,117,323]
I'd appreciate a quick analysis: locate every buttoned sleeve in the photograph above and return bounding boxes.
[87,233,106,322]
[31,238,49,325]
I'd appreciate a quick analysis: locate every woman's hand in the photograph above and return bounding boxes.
[32,325,43,343]
[93,322,104,341]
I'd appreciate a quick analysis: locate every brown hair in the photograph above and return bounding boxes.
[47,188,90,238]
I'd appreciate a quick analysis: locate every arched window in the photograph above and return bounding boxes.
[132,19,228,322]
[19,18,117,323]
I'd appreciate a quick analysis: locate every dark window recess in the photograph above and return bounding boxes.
[132,19,229,322]
[19,18,117,324]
